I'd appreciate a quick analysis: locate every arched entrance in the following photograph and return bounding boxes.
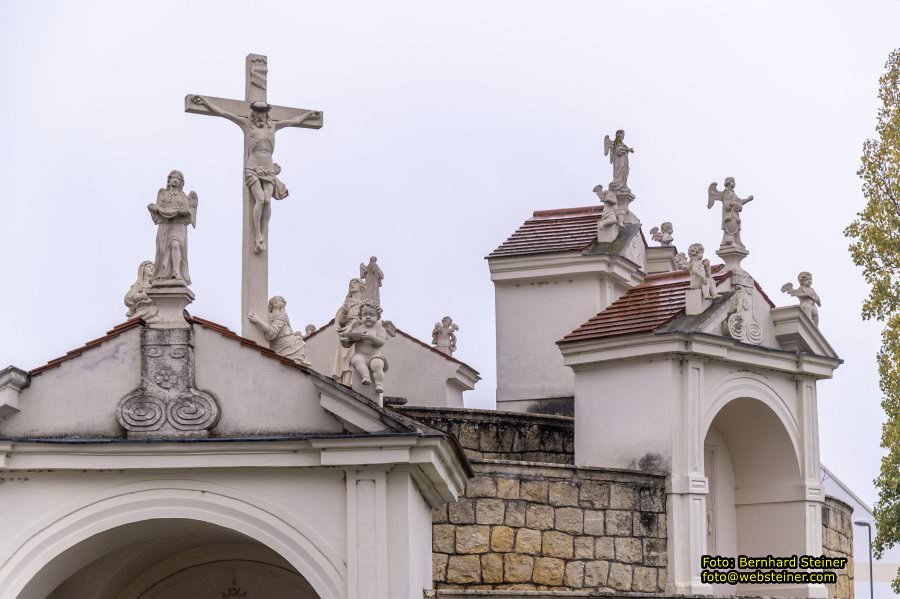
[703,397,804,594]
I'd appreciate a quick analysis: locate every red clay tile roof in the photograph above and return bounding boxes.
[488,205,604,258]
[559,267,730,344]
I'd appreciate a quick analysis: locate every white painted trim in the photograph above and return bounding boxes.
[488,251,645,286]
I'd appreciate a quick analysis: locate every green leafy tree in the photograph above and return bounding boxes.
[845,48,900,591]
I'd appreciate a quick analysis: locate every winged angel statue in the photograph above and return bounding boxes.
[148,170,198,285]
[603,129,634,190]
[707,177,753,249]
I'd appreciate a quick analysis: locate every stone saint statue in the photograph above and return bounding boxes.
[650,222,674,246]
[781,271,821,325]
[359,256,384,305]
[333,278,366,386]
[708,177,754,249]
[688,243,719,300]
[603,129,634,191]
[148,170,197,284]
[190,95,321,254]
[248,295,310,366]
[432,316,459,355]
[124,260,158,320]
[346,301,393,394]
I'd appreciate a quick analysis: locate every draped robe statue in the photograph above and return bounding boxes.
[148,170,197,284]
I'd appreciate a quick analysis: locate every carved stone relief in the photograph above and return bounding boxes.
[722,269,763,345]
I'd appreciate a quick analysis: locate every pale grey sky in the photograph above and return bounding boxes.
[1,0,897,508]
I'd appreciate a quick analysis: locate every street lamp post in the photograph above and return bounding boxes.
[854,520,874,599]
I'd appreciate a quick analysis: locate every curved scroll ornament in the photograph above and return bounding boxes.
[118,327,220,438]
[722,272,763,345]
[167,389,219,432]
[117,390,165,432]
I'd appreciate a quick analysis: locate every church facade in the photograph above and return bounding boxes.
[0,54,851,599]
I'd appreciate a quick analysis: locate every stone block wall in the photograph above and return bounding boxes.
[431,460,667,592]
[399,406,574,465]
[823,496,854,599]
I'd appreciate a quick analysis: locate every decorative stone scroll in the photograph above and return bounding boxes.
[722,269,763,345]
[782,271,821,325]
[117,328,219,438]
[432,316,459,355]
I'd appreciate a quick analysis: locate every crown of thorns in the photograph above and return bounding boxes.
[250,101,271,113]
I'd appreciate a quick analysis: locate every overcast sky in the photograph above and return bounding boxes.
[1,0,898,507]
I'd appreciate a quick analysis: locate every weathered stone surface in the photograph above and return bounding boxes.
[634,511,657,537]
[433,553,448,581]
[504,553,535,583]
[542,530,574,559]
[609,483,637,509]
[580,481,610,508]
[515,528,542,554]
[549,481,579,506]
[608,562,633,591]
[615,537,643,563]
[505,500,526,527]
[565,561,585,587]
[554,507,584,534]
[456,525,490,554]
[594,536,615,559]
[447,555,481,584]
[574,535,593,559]
[584,560,610,586]
[476,499,505,525]
[432,504,448,523]
[496,478,520,499]
[606,509,633,536]
[640,487,665,512]
[467,476,498,498]
[433,524,456,553]
[521,479,548,502]
[525,504,554,530]
[633,566,658,592]
[644,538,667,566]
[449,499,475,524]
[584,509,605,535]
[533,557,565,585]
[491,526,515,552]
[481,553,504,583]
[658,567,668,591]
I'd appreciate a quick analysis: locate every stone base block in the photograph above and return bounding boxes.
[684,289,710,316]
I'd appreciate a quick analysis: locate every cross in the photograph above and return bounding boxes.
[185,53,323,346]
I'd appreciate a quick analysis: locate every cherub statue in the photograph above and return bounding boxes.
[673,252,689,271]
[650,222,674,246]
[432,316,460,355]
[707,177,753,249]
[124,260,158,320]
[781,271,821,325]
[603,129,634,191]
[359,256,384,305]
[148,170,198,284]
[333,278,366,386]
[688,243,719,300]
[346,300,396,394]
[248,295,310,366]
[593,184,624,241]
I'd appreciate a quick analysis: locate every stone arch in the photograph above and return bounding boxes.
[0,480,344,599]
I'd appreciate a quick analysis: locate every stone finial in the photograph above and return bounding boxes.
[650,222,674,246]
[781,271,821,325]
[146,170,198,329]
[708,177,753,272]
[248,295,310,366]
[673,252,689,271]
[359,256,384,306]
[593,184,624,243]
[346,300,396,402]
[684,243,720,315]
[432,316,459,355]
[124,260,159,321]
[333,278,366,386]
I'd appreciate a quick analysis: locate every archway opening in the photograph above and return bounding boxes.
[704,397,804,594]
[22,519,321,599]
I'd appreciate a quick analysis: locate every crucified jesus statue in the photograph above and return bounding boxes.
[190,95,320,253]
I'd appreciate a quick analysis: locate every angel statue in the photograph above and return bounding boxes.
[603,129,634,191]
[345,300,397,395]
[432,316,459,355]
[650,222,674,246]
[707,177,753,249]
[593,184,624,242]
[148,170,198,285]
[688,243,720,300]
[781,271,821,325]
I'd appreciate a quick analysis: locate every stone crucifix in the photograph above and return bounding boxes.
[185,53,323,345]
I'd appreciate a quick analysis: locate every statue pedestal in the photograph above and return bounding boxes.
[716,245,749,274]
[684,289,710,316]
[147,281,195,329]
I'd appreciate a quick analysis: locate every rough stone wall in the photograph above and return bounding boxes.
[823,496,854,599]
[431,460,667,592]
[399,407,574,465]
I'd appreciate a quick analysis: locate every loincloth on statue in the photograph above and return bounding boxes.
[245,165,289,200]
